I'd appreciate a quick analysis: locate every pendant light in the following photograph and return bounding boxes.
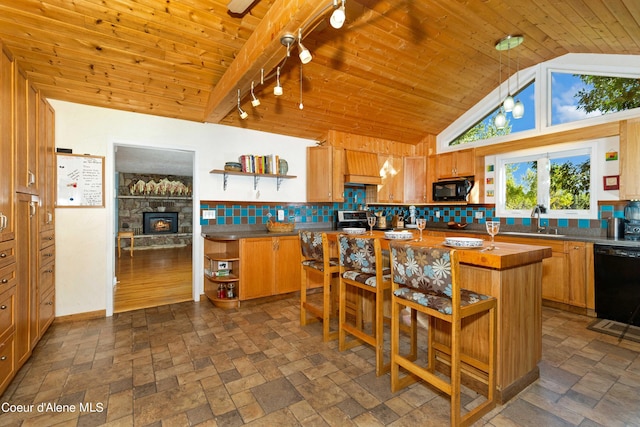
[512,54,524,119]
[494,35,524,128]
[503,46,514,112]
[299,64,304,110]
[494,42,506,130]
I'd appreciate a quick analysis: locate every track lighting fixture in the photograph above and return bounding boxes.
[250,81,260,107]
[297,29,312,64]
[330,0,346,29]
[274,67,283,96]
[237,89,248,119]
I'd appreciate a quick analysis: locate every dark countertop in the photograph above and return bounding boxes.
[201,223,640,247]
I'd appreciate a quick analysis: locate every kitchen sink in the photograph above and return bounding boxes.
[502,231,566,238]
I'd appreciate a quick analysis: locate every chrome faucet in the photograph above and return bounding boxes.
[531,204,546,233]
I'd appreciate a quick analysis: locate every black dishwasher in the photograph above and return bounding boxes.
[594,245,640,326]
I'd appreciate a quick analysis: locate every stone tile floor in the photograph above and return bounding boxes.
[1,295,640,426]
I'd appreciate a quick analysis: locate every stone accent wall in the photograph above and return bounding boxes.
[117,173,193,249]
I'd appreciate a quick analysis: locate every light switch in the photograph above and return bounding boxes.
[277,209,285,221]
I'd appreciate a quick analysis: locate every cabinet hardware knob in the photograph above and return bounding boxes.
[47,301,53,305]
[0,253,6,258]
[0,356,6,361]
[1,279,7,284]
[0,305,6,310]
[46,269,53,273]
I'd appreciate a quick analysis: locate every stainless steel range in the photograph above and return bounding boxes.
[336,210,369,229]
[624,201,640,241]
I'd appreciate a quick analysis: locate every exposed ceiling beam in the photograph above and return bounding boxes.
[204,0,333,123]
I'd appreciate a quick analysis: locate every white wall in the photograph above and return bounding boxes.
[50,100,314,317]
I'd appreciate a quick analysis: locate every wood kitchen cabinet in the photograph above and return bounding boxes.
[38,97,55,232]
[239,236,301,300]
[403,156,427,203]
[495,235,589,310]
[620,118,640,200]
[436,148,475,179]
[15,71,38,195]
[0,47,13,243]
[377,155,404,203]
[306,146,344,202]
[203,238,240,309]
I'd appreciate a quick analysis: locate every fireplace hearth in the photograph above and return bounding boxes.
[143,212,179,235]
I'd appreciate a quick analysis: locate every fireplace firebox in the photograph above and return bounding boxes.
[143,212,179,235]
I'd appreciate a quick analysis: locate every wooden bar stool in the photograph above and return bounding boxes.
[299,231,340,341]
[389,242,497,427]
[117,231,135,258]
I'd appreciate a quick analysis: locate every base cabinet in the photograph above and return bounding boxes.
[203,238,240,309]
[239,236,300,300]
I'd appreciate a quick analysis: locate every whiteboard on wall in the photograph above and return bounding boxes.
[56,154,105,207]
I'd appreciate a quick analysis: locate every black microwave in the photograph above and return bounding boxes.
[432,179,474,202]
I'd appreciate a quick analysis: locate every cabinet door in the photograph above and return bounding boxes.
[239,238,274,300]
[455,149,475,177]
[307,146,344,202]
[0,47,13,242]
[541,252,566,303]
[38,97,55,231]
[437,152,456,179]
[403,156,427,203]
[274,236,301,294]
[567,242,586,307]
[15,72,38,194]
[620,118,640,200]
[378,155,403,203]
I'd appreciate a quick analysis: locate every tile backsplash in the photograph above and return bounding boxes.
[201,187,624,236]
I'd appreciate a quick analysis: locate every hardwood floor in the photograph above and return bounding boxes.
[114,245,193,313]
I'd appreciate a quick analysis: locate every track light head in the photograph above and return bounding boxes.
[274,67,283,96]
[237,88,248,119]
[297,29,312,64]
[250,81,260,107]
[330,0,346,29]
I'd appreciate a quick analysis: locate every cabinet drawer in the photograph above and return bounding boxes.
[0,240,15,269]
[0,263,16,294]
[40,229,55,249]
[0,333,15,394]
[39,247,55,267]
[0,287,15,340]
[39,290,55,335]
[39,263,55,297]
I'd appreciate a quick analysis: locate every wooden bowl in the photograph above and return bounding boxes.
[447,221,468,230]
[266,221,296,232]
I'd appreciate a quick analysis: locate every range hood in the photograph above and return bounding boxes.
[344,150,382,185]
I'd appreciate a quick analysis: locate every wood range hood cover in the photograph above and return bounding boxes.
[344,150,382,185]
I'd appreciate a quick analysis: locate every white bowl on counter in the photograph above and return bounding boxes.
[443,237,484,248]
[384,230,414,240]
[343,227,366,235]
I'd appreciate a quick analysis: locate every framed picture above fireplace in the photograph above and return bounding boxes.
[143,212,179,234]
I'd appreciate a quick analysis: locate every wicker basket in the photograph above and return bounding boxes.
[266,221,296,232]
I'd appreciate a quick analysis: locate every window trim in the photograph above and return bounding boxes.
[495,141,598,219]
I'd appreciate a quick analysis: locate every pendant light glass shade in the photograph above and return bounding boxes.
[512,100,524,119]
[503,94,514,112]
[494,109,506,129]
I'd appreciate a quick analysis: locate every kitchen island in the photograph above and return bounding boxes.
[202,228,551,403]
[327,232,551,404]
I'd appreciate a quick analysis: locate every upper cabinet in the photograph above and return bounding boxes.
[15,70,38,195]
[306,146,345,202]
[403,156,427,203]
[436,148,475,179]
[378,155,404,204]
[38,97,55,231]
[0,47,14,242]
[620,118,640,200]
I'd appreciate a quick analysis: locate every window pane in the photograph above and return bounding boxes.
[549,154,590,210]
[505,160,537,209]
[450,80,536,146]
[551,72,640,125]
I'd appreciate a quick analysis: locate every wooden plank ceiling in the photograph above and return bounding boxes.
[1,0,639,144]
